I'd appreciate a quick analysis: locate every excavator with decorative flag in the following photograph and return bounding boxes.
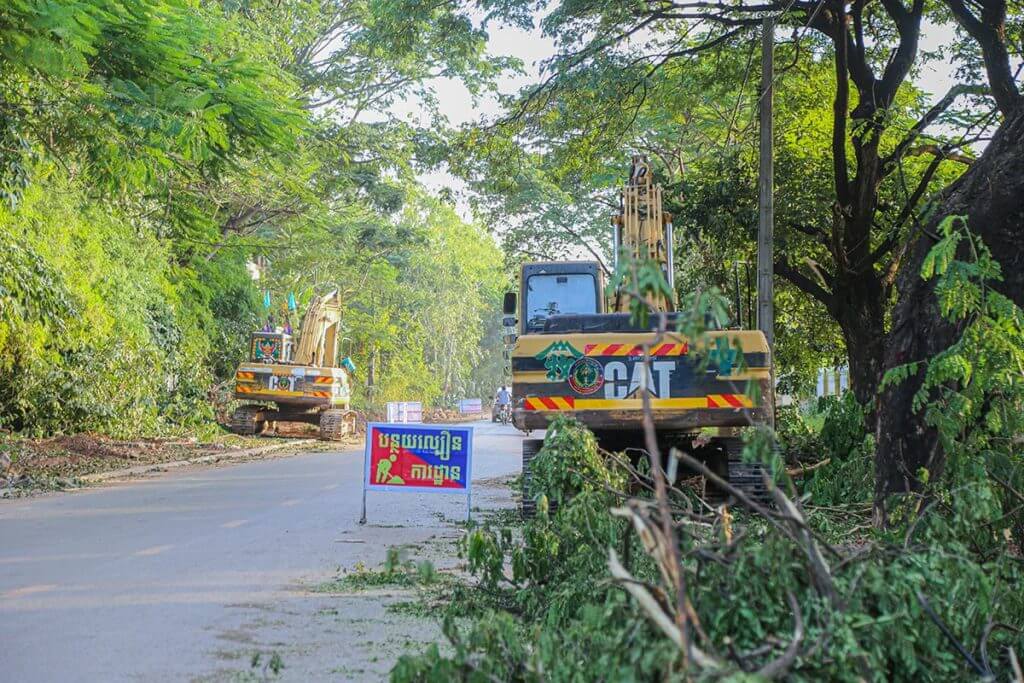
[503,156,774,514]
[229,291,356,440]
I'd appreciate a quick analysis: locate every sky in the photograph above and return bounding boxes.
[395,14,965,221]
[408,16,963,128]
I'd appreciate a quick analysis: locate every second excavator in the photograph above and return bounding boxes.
[229,291,357,440]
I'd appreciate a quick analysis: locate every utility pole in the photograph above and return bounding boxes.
[757,17,775,350]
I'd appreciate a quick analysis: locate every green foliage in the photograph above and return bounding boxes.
[396,415,1024,681]
[798,394,876,505]
[0,225,74,335]
[395,234,1024,677]
[457,7,969,398]
[316,549,442,593]
[529,417,626,506]
[776,393,875,505]
[464,417,627,610]
[0,0,309,436]
[0,0,508,435]
[265,192,505,411]
[0,177,223,435]
[398,417,682,681]
[1,0,305,200]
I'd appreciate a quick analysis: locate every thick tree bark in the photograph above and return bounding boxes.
[875,106,1024,501]
[833,273,888,407]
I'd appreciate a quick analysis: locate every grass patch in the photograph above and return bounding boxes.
[312,547,451,593]
[386,600,435,618]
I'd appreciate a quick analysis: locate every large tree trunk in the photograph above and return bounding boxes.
[875,106,1024,503]
[833,271,888,409]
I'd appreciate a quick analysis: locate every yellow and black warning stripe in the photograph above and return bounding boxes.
[522,394,754,411]
[583,342,689,356]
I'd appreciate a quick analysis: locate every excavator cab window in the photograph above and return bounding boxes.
[525,273,597,332]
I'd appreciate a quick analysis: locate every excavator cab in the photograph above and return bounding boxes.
[249,331,293,364]
[506,262,604,336]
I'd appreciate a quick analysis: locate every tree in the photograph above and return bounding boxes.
[2,1,309,203]
[478,0,1003,409]
[454,31,955,394]
[875,0,1023,502]
[0,0,308,434]
[0,0,510,433]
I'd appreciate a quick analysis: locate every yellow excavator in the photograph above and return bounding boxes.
[229,291,356,440]
[504,156,774,513]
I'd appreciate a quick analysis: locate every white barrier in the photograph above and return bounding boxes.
[816,367,849,397]
[385,401,423,423]
[458,398,483,414]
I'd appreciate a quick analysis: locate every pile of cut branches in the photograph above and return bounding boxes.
[393,412,1023,681]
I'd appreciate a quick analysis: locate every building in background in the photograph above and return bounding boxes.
[246,254,269,281]
[816,367,849,397]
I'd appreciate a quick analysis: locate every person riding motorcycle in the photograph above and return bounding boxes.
[493,385,512,423]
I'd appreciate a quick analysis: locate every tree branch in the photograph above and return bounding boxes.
[875,0,924,110]
[775,257,835,309]
[832,0,852,206]
[881,83,987,174]
[944,0,1022,115]
[790,222,830,246]
[906,145,975,166]
[868,153,943,270]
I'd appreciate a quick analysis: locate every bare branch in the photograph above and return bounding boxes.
[881,83,987,174]
[906,145,975,166]
[770,484,842,608]
[944,0,1023,115]
[607,548,722,671]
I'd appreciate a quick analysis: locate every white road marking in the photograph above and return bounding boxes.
[2,584,58,599]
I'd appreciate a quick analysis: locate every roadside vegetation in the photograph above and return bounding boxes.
[0,0,506,443]
[393,409,1023,680]
[391,238,1023,680]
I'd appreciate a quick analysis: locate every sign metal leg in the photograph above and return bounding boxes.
[360,484,367,525]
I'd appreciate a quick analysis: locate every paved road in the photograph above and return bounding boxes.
[0,421,524,682]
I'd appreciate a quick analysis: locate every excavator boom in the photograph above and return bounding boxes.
[612,155,675,312]
[294,291,342,367]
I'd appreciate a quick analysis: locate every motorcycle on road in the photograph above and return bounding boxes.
[494,402,512,425]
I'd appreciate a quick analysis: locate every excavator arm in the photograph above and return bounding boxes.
[293,291,343,367]
[611,155,676,313]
